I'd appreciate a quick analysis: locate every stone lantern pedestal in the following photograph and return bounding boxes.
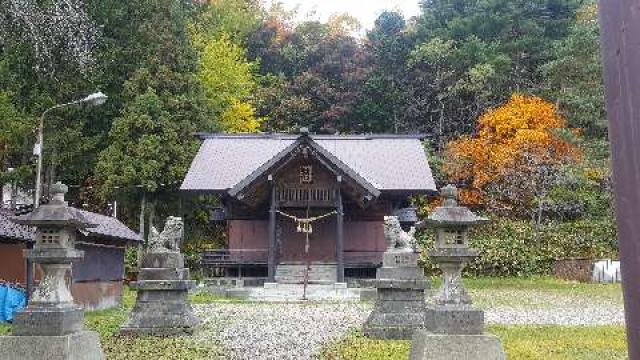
[424,248,484,335]
[120,217,199,335]
[410,185,505,360]
[363,216,429,340]
[0,183,104,360]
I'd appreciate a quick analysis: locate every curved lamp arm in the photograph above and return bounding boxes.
[34,91,108,207]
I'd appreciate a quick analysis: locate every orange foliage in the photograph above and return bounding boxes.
[444,94,581,207]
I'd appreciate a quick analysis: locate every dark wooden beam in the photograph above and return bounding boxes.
[336,177,345,283]
[598,1,640,358]
[267,176,277,282]
[25,245,33,302]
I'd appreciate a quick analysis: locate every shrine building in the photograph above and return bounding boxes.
[180,129,436,283]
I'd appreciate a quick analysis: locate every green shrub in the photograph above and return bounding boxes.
[124,246,139,275]
[468,220,542,276]
[418,216,618,277]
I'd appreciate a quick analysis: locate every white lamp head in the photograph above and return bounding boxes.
[82,91,108,106]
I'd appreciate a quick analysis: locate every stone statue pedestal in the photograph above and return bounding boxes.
[410,331,506,360]
[120,251,199,335]
[363,251,429,340]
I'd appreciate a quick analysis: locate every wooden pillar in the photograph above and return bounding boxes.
[599,2,640,358]
[336,178,345,283]
[267,177,277,282]
[25,249,33,302]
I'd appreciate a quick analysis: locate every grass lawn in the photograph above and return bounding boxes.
[0,323,10,336]
[86,290,221,360]
[464,276,621,294]
[0,288,223,360]
[324,277,626,360]
[0,278,626,359]
[463,276,623,309]
[322,326,627,360]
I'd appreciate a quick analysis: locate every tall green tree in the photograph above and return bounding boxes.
[541,2,605,137]
[409,0,582,143]
[96,0,208,213]
[0,92,33,188]
[191,0,262,45]
[357,11,411,133]
[0,0,108,193]
[251,20,370,132]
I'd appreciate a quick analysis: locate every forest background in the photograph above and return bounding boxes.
[0,0,614,275]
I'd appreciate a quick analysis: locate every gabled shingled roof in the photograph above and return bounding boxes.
[227,134,382,199]
[76,209,142,243]
[0,210,34,243]
[0,209,141,244]
[181,133,437,195]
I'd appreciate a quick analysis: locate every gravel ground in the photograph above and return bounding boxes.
[485,305,625,325]
[194,302,371,360]
[192,290,624,359]
[472,289,625,325]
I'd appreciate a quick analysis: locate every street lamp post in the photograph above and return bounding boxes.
[33,91,107,208]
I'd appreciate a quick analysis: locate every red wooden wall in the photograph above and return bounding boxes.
[0,243,26,284]
[228,218,386,263]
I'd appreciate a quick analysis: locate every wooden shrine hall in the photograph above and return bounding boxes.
[181,129,437,283]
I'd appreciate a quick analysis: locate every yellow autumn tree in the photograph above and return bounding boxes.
[219,100,263,133]
[195,33,262,133]
[444,94,580,216]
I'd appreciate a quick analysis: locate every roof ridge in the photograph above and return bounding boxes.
[194,132,426,140]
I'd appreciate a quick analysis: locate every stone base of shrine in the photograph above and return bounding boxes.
[410,331,506,360]
[0,331,104,360]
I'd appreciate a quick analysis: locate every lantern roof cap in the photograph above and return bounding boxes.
[11,182,97,229]
[424,185,489,227]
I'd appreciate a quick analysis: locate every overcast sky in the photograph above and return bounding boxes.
[267,0,422,32]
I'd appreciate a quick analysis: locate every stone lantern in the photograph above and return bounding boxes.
[393,207,419,232]
[427,185,488,309]
[0,182,104,360]
[210,206,227,225]
[410,185,504,360]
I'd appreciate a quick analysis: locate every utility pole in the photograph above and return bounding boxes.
[598,1,640,358]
